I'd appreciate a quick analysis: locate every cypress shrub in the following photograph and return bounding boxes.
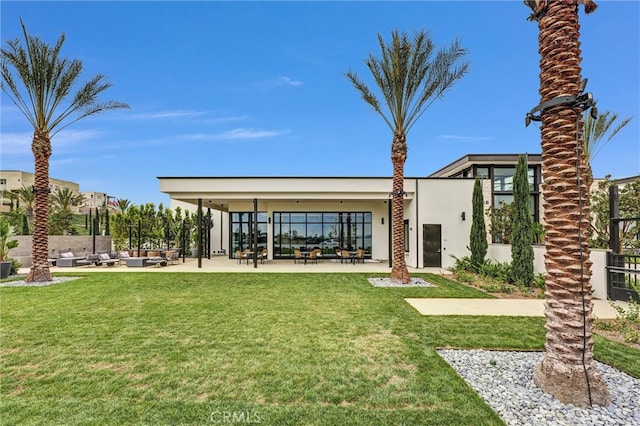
[511,155,534,285]
[469,177,488,270]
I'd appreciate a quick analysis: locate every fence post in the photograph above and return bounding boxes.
[609,185,620,253]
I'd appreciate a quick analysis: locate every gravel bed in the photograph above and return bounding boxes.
[368,277,437,287]
[0,276,81,287]
[437,349,640,426]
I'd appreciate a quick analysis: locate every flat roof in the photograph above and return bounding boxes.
[428,153,543,177]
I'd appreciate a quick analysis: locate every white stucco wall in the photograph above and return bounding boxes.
[487,244,609,300]
[414,179,474,270]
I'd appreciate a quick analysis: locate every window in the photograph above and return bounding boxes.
[475,167,489,179]
[230,212,268,256]
[493,167,535,192]
[491,165,539,224]
[273,212,372,258]
[493,194,536,217]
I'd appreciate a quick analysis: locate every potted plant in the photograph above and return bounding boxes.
[0,218,19,279]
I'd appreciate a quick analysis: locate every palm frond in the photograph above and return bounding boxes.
[1,19,128,137]
[583,107,633,163]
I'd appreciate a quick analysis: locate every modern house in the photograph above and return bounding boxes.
[158,153,544,270]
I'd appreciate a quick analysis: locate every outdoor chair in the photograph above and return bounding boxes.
[308,249,319,264]
[236,250,249,264]
[57,251,92,267]
[147,256,167,267]
[294,249,304,264]
[341,249,353,264]
[164,250,180,265]
[354,249,365,264]
[259,249,268,264]
[96,252,118,267]
[313,248,322,262]
[117,250,131,265]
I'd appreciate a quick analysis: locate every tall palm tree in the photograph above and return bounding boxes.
[525,0,610,406]
[1,20,128,282]
[346,29,468,283]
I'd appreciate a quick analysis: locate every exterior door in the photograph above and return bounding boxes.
[423,224,442,267]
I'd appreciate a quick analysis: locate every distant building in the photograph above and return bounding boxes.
[0,170,80,212]
[80,191,113,213]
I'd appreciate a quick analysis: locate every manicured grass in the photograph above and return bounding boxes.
[1,273,638,425]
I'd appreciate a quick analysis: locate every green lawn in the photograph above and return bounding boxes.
[1,273,638,425]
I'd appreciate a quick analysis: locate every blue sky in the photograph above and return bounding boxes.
[1,1,638,206]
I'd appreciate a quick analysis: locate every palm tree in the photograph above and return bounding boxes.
[15,185,35,232]
[109,198,132,214]
[49,187,85,235]
[50,187,85,212]
[1,20,128,282]
[346,29,468,283]
[582,108,632,186]
[525,0,610,406]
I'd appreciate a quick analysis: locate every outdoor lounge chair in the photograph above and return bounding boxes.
[117,250,131,265]
[96,252,118,267]
[147,256,167,267]
[57,251,92,267]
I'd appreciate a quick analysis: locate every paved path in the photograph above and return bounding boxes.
[405,298,627,319]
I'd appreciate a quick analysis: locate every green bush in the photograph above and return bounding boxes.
[477,280,513,294]
[607,281,640,344]
[449,255,474,273]
[10,258,22,275]
[454,270,475,284]
[533,273,545,290]
[478,260,512,283]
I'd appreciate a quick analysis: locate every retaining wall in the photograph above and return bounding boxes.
[487,244,609,300]
[9,236,113,268]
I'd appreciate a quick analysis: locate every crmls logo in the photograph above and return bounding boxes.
[209,410,262,424]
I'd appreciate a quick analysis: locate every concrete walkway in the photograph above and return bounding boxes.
[405,298,627,319]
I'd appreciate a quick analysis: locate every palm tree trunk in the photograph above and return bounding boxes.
[390,132,410,284]
[26,130,52,282]
[530,0,609,406]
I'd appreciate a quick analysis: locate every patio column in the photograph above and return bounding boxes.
[198,198,202,268]
[207,208,211,259]
[253,198,258,268]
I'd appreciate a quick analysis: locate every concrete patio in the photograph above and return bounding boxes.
[22,256,445,275]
